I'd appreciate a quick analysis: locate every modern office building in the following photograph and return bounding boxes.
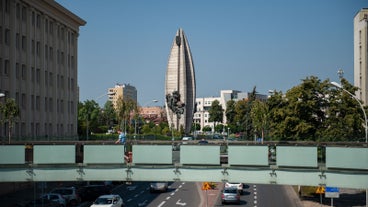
[354,8,368,105]
[165,28,196,134]
[108,83,137,109]
[0,0,86,140]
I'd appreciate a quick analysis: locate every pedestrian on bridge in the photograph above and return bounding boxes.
[115,130,129,162]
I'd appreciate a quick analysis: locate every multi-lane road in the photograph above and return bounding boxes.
[87,181,301,207]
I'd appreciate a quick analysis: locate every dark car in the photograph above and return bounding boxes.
[77,185,112,202]
[198,139,209,145]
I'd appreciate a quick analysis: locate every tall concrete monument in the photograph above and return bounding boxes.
[165,28,196,134]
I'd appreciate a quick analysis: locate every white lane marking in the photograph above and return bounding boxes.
[157,201,166,207]
[127,198,132,202]
[166,196,171,200]
[176,199,187,206]
[127,185,137,191]
[137,200,148,206]
[170,192,175,196]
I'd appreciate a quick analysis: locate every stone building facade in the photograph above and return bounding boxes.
[0,0,85,140]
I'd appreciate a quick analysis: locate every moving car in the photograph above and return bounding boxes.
[90,194,124,207]
[150,182,168,193]
[40,193,67,207]
[225,182,244,194]
[221,187,241,204]
[49,187,80,206]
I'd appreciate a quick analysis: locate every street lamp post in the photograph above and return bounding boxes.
[331,82,368,207]
[331,82,367,143]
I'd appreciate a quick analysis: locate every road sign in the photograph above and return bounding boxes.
[325,187,339,198]
[315,186,325,194]
[202,182,211,190]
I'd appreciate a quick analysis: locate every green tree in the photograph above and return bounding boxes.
[0,98,20,143]
[116,98,138,133]
[250,100,268,141]
[234,86,257,139]
[208,100,224,132]
[78,100,100,139]
[225,99,237,131]
[101,100,116,130]
[323,78,366,141]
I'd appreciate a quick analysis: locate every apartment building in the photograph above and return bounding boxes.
[108,83,137,109]
[354,8,368,105]
[0,0,86,139]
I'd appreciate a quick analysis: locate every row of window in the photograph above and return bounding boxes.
[0,58,75,90]
[11,92,75,114]
[1,0,76,44]
[0,122,75,137]
[0,27,76,68]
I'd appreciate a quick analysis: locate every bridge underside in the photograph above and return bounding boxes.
[0,143,367,189]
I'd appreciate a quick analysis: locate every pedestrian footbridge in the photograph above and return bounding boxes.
[0,141,367,189]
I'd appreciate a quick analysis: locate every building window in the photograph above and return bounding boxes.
[22,35,26,51]
[31,95,34,110]
[16,63,20,79]
[44,70,48,85]
[36,41,40,56]
[49,47,53,61]
[21,64,26,80]
[22,93,26,110]
[4,59,9,76]
[49,72,53,86]
[36,96,40,111]
[50,21,53,35]
[44,97,48,112]
[49,98,53,112]
[0,26,2,44]
[4,29,10,45]
[16,33,20,49]
[22,6,27,22]
[16,3,20,19]
[36,14,40,28]
[31,67,35,82]
[31,40,35,54]
[36,68,40,83]
[45,44,48,59]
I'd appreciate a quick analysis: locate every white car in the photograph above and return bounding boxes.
[90,194,124,207]
[40,193,67,207]
[225,182,244,194]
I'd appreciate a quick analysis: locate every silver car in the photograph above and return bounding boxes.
[150,182,168,192]
[221,187,240,204]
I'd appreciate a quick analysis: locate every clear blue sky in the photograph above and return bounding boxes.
[56,0,367,106]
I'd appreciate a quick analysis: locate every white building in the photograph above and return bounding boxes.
[194,90,267,133]
[354,8,368,105]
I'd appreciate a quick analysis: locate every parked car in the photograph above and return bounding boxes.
[49,187,80,206]
[182,136,193,144]
[225,182,244,194]
[77,184,112,202]
[24,198,61,207]
[90,194,124,207]
[150,182,168,193]
[221,187,241,204]
[198,139,209,145]
[40,193,66,207]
